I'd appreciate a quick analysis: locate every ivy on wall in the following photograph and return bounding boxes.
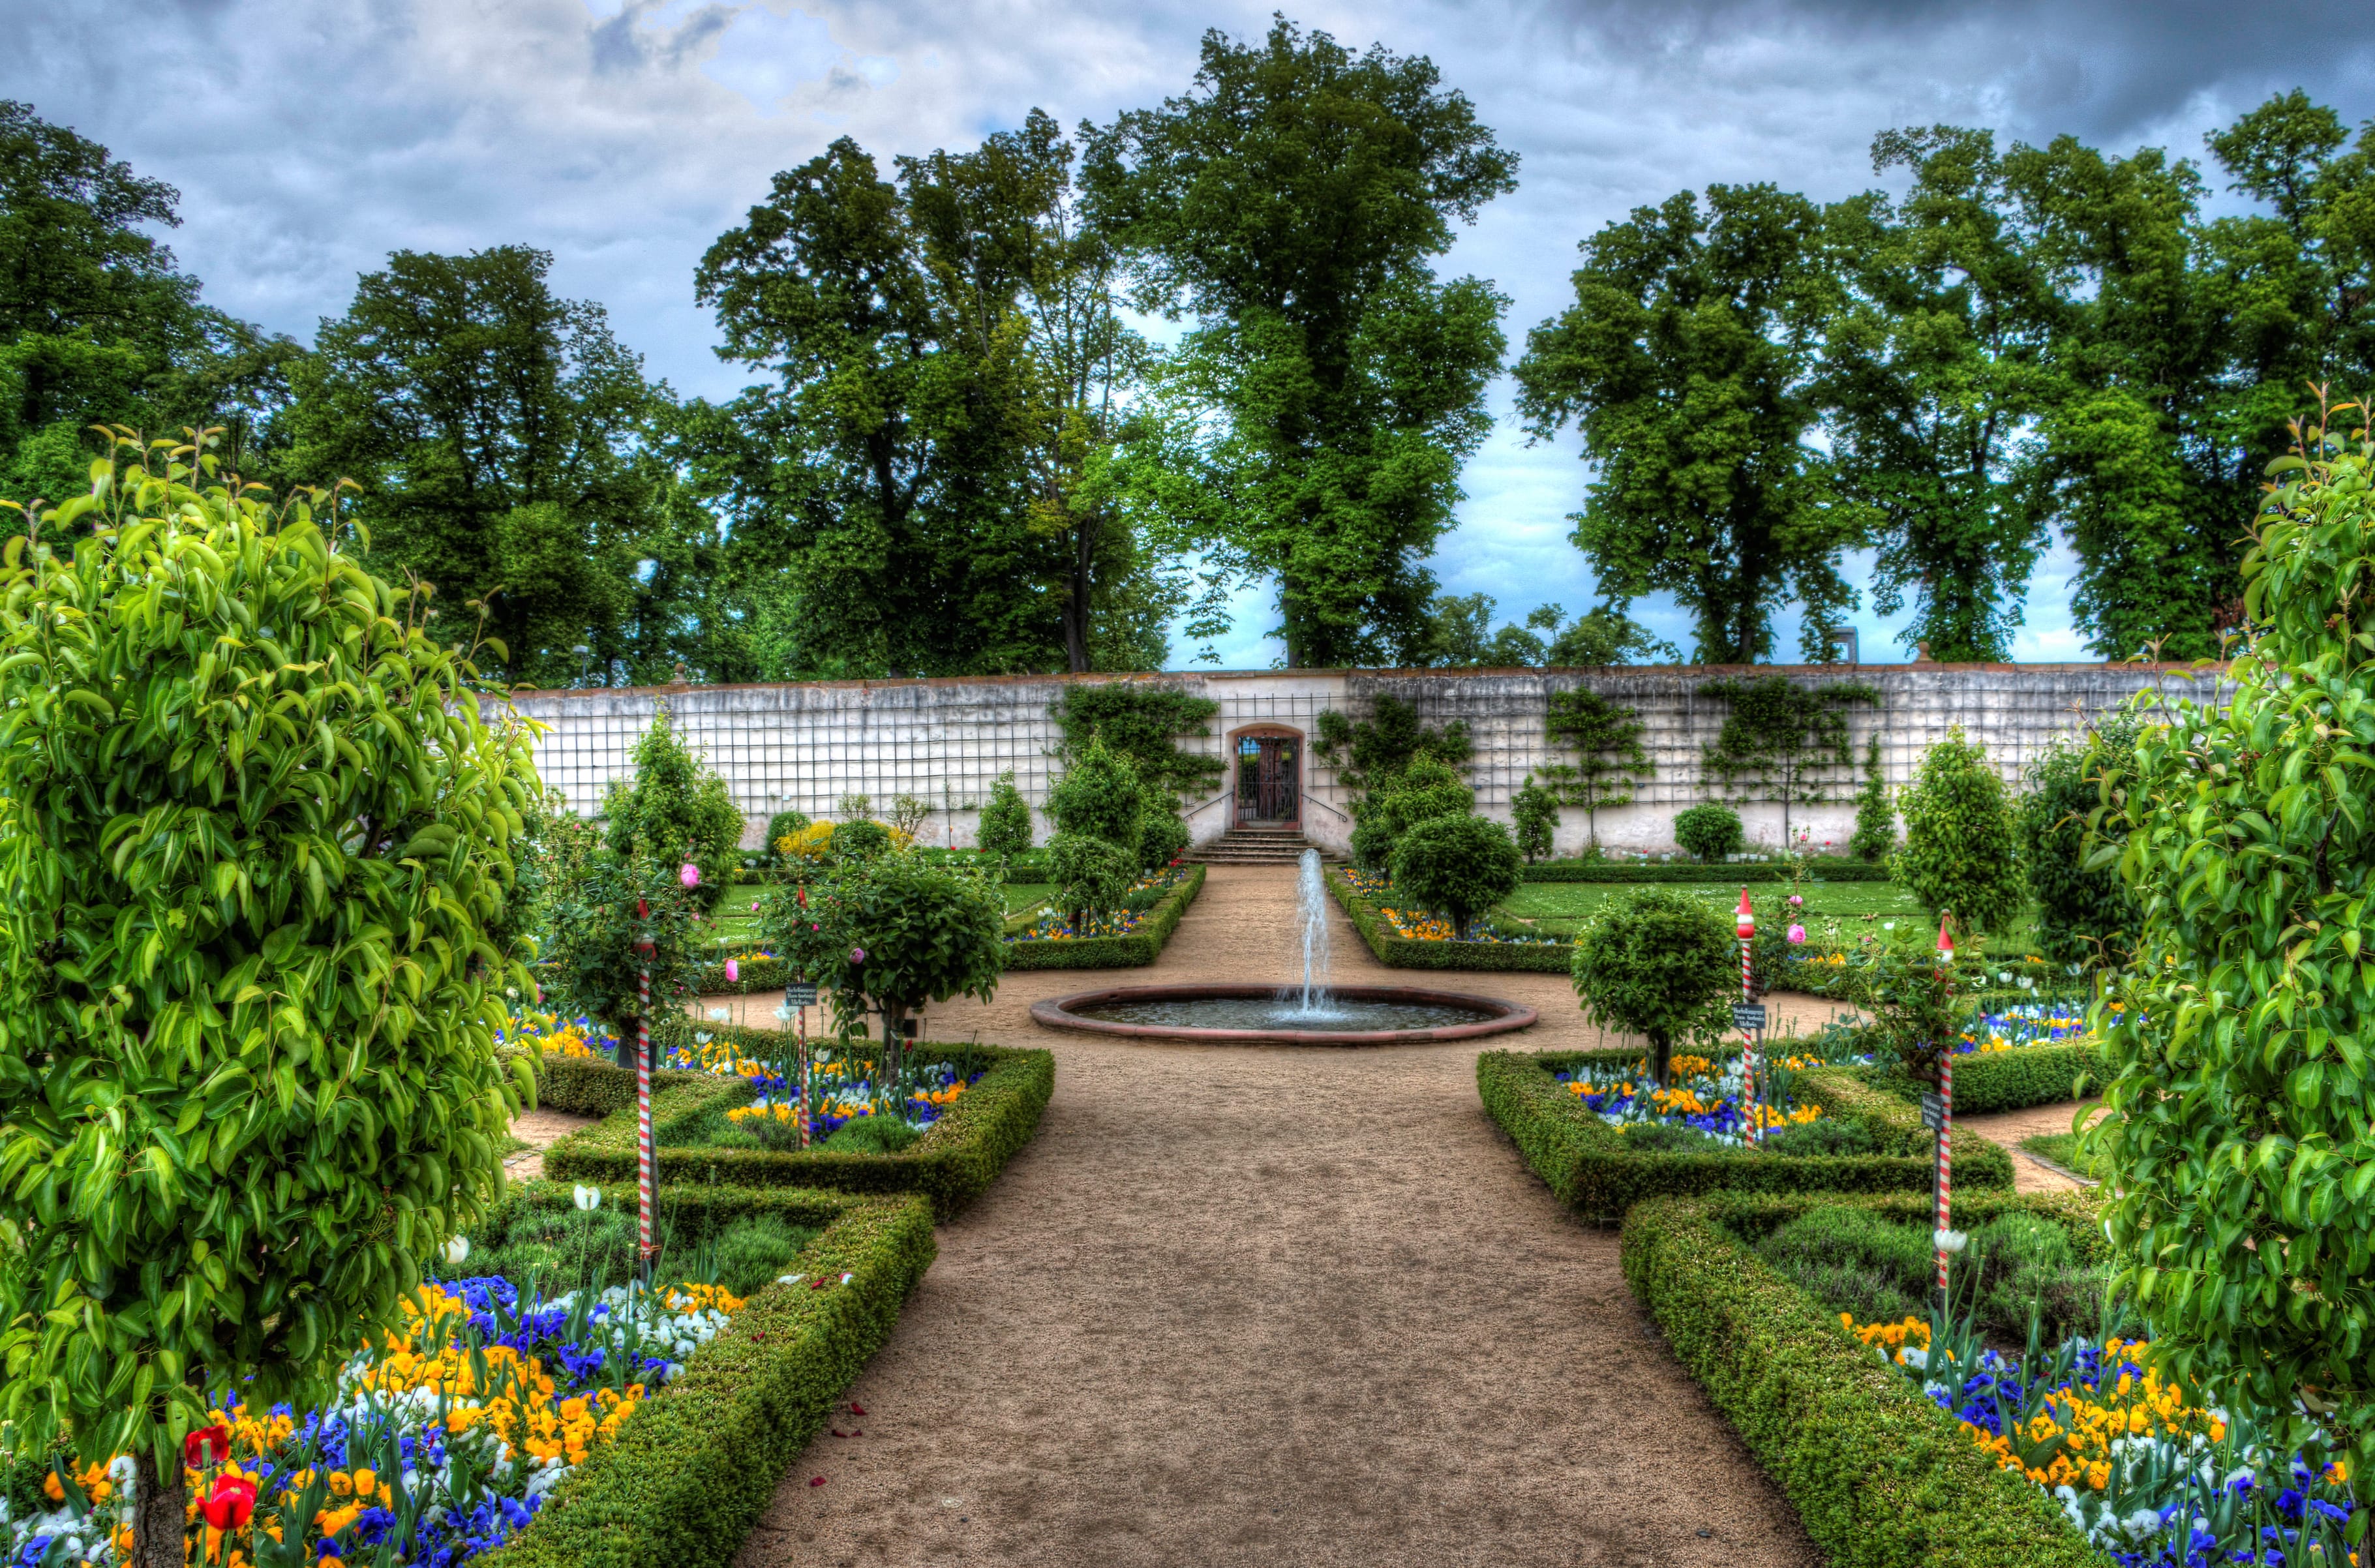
[1543,687,1654,849]
[1052,684,1224,803]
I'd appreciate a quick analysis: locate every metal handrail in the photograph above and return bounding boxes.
[1185,789,1234,818]
[1299,788,1350,824]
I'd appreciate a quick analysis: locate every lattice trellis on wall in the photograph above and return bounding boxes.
[507,664,2221,853]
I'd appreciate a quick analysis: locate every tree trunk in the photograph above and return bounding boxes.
[1065,521,1093,673]
[132,1443,185,1568]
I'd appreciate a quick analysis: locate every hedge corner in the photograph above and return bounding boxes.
[1475,1048,2012,1221]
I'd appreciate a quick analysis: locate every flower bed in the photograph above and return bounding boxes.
[1858,1316,2357,1564]
[1552,1051,1830,1145]
[1479,1046,2013,1219]
[1836,1003,2108,1116]
[1002,862,1205,970]
[535,1024,1053,1220]
[1625,1188,2359,1568]
[1620,1188,2104,1567]
[1326,867,1573,973]
[0,1185,932,1568]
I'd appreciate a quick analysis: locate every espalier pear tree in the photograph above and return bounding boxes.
[0,432,537,1563]
[2094,400,2375,1509]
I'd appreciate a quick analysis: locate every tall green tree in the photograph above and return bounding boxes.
[1083,18,1517,667]
[1821,127,2056,661]
[287,245,678,686]
[695,134,1078,678]
[1516,183,1860,663]
[0,102,302,507]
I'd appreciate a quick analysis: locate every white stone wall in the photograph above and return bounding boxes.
[504,662,2224,857]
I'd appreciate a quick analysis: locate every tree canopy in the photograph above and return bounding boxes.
[1084,19,1515,667]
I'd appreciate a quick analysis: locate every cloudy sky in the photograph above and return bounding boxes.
[12,0,2375,669]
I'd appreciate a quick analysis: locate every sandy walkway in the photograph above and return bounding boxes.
[1960,1100,2106,1192]
[725,866,1819,1568]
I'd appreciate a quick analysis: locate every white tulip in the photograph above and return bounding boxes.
[445,1235,470,1267]
[1933,1228,1968,1254]
[573,1184,601,1211]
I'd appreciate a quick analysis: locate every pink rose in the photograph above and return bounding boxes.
[1787,894,1803,907]
[1787,924,1807,944]
[680,862,701,888]
[850,946,866,965]
[750,900,760,912]
[725,958,740,982]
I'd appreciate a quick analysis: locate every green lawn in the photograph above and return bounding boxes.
[2020,1132,2097,1179]
[704,882,1055,951]
[1495,881,2038,956]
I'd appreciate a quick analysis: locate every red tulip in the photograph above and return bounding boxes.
[184,1424,231,1470]
[202,1473,256,1529]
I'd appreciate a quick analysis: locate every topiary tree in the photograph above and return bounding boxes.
[1569,887,1736,1087]
[1510,775,1560,863]
[1047,831,1136,932]
[1892,726,2021,936]
[1354,755,1475,873]
[1847,734,1894,862]
[2018,717,2140,968]
[2089,411,2375,1502]
[976,770,1035,860]
[0,439,539,1560]
[602,699,744,912]
[1391,814,1523,936]
[541,851,711,1051]
[1672,802,1744,863]
[1044,734,1144,861]
[761,854,1005,1102]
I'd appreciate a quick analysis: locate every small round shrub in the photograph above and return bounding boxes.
[1138,807,1191,871]
[835,818,893,862]
[1672,802,1745,863]
[1046,830,1136,929]
[976,769,1035,859]
[1389,813,1522,936]
[1892,725,2022,935]
[1569,886,1736,1085]
[761,853,1005,1038]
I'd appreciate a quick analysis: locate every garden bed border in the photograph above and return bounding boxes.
[1621,1187,2103,1568]
[536,1031,1053,1220]
[1325,866,1573,972]
[1477,1046,2014,1219]
[481,1182,935,1568]
[1001,861,1207,969]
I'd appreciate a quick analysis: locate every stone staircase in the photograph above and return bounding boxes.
[1187,826,1325,866]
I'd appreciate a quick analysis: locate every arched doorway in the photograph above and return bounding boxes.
[1231,725,1302,828]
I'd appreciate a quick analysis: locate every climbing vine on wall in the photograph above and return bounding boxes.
[1053,684,1224,803]
[1695,674,1879,846]
[1543,687,1654,849]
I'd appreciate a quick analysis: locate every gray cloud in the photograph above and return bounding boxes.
[4,0,2369,665]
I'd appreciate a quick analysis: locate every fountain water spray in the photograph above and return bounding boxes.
[1292,849,1339,1018]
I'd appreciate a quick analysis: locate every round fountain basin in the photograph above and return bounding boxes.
[1031,983,1537,1046]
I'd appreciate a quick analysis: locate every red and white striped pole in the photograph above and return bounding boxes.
[1736,888,1758,1146]
[635,898,656,1291]
[1934,914,1956,1308]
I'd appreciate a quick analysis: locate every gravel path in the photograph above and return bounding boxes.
[724,866,1821,1568]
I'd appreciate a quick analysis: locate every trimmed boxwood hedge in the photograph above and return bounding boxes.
[1521,858,1894,884]
[1325,866,1573,972]
[1477,1046,2014,1220]
[1002,862,1206,970]
[536,1034,1053,1220]
[480,1182,935,1568]
[1867,1042,2106,1117]
[1621,1188,2103,1567]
